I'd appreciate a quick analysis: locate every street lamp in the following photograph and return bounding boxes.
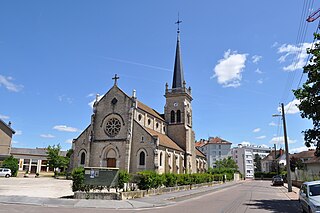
[272,103,292,192]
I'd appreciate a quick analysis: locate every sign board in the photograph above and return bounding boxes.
[84,167,119,187]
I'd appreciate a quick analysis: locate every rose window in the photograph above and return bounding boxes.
[105,118,121,137]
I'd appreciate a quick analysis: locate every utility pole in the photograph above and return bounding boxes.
[272,103,292,192]
[281,103,292,192]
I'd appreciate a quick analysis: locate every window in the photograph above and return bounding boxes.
[148,119,151,125]
[105,118,121,137]
[163,126,166,132]
[80,152,85,165]
[219,145,221,149]
[170,111,175,123]
[139,151,146,166]
[141,136,144,142]
[219,151,221,156]
[159,152,163,166]
[156,122,159,129]
[176,110,181,123]
[138,114,142,121]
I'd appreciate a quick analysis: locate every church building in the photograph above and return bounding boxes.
[71,27,207,174]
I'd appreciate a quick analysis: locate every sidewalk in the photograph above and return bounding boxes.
[0,181,242,209]
[281,183,300,200]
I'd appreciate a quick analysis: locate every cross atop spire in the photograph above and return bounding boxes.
[175,13,182,34]
[112,74,119,86]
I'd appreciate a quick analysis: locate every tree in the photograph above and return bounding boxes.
[293,33,320,157]
[47,144,69,177]
[290,156,304,172]
[254,154,262,172]
[2,156,19,177]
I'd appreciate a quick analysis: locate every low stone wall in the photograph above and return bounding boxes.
[120,181,219,200]
[74,191,120,200]
[292,180,303,188]
[74,181,222,200]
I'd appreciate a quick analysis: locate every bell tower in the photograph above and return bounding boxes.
[164,18,196,173]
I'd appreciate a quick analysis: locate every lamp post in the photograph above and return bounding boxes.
[273,103,292,192]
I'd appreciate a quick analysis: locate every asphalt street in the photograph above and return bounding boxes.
[0,180,301,213]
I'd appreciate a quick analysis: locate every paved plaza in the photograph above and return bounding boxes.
[0,177,73,198]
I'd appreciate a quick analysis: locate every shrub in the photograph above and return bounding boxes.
[2,156,19,177]
[137,171,164,190]
[164,173,178,187]
[117,170,131,189]
[71,167,85,192]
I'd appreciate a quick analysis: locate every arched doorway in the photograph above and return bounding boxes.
[106,149,117,168]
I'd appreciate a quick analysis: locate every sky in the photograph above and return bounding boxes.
[0,1,318,153]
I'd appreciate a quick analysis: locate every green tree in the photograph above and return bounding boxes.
[2,156,19,177]
[293,33,320,156]
[47,144,69,177]
[216,157,238,170]
[254,154,262,172]
[290,156,304,172]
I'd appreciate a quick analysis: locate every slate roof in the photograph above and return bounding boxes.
[145,128,184,152]
[290,150,315,160]
[137,101,165,121]
[11,147,67,157]
[172,33,184,89]
[196,149,206,158]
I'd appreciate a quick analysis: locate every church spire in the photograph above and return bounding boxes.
[172,16,185,89]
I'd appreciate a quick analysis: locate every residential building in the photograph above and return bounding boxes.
[0,119,15,160]
[71,27,207,174]
[261,149,286,173]
[232,146,254,179]
[196,137,232,168]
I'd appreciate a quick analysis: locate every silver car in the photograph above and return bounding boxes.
[300,180,320,213]
[0,168,11,178]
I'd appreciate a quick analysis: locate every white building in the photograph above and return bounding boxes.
[232,144,272,179]
[196,137,232,169]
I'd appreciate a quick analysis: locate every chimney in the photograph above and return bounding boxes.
[8,121,11,127]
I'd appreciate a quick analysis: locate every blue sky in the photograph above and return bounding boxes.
[0,1,318,153]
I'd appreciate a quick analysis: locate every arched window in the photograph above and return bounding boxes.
[170,110,175,123]
[138,114,142,121]
[80,152,85,165]
[177,110,181,123]
[159,152,163,167]
[139,151,146,166]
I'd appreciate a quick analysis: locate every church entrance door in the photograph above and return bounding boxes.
[107,158,116,168]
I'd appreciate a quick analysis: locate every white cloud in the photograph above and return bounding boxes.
[277,99,300,115]
[257,79,263,84]
[213,49,247,88]
[15,130,22,135]
[88,94,103,109]
[240,141,251,146]
[261,144,270,148]
[256,135,266,140]
[277,43,312,71]
[255,68,263,74]
[87,93,95,98]
[290,145,315,153]
[252,55,262,64]
[58,95,73,104]
[12,140,18,144]
[53,125,79,132]
[40,134,55,138]
[269,121,277,126]
[0,75,23,92]
[65,139,73,144]
[253,128,261,133]
[269,136,296,145]
[0,114,9,120]
[272,42,279,48]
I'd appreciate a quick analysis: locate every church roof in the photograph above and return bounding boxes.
[172,31,185,89]
[196,148,206,158]
[137,101,165,121]
[145,127,184,152]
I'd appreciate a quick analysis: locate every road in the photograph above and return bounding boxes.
[0,181,300,213]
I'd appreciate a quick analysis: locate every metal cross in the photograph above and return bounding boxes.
[112,74,119,85]
[175,14,182,33]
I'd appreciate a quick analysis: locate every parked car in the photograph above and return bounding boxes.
[299,180,320,213]
[0,168,11,178]
[272,175,284,186]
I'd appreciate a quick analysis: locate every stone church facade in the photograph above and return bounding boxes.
[72,30,206,174]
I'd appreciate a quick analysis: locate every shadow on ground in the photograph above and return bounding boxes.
[245,199,301,213]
